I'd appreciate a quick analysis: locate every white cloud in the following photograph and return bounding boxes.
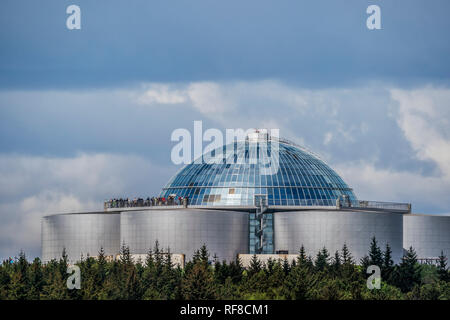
[133,82,450,214]
[150,82,450,177]
[323,132,333,145]
[136,80,308,124]
[13,192,96,253]
[0,153,170,260]
[331,87,450,213]
[187,82,234,115]
[137,84,187,104]
[136,82,233,116]
[391,87,450,177]
[335,161,450,212]
[133,82,392,152]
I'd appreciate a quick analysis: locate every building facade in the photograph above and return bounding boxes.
[42,212,120,263]
[403,214,450,259]
[41,131,450,264]
[274,210,404,263]
[120,208,248,262]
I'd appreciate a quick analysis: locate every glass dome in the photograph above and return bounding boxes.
[160,136,356,206]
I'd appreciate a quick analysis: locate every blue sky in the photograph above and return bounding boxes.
[0,1,450,259]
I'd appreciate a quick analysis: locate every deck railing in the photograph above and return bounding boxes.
[104,197,188,209]
[104,196,411,213]
[338,199,411,212]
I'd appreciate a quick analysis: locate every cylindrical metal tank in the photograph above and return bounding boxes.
[274,210,404,263]
[120,209,248,262]
[403,214,450,258]
[41,212,120,263]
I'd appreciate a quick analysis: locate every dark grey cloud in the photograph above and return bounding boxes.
[0,0,449,89]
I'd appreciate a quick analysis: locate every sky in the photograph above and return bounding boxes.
[0,0,450,260]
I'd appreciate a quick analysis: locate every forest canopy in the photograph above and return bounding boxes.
[1,238,449,300]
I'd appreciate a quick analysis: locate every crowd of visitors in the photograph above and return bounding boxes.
[104,195,188,209]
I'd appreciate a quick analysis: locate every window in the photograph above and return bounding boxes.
[161,140,356,206]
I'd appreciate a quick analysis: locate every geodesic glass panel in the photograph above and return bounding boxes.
[160,140,356,206]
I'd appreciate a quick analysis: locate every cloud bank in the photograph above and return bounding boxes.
[1,81,450,260]
[0,153,172,260]
[136,82,450,211]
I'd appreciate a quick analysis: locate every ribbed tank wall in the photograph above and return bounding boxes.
[274,210,403,263]
[403,214,450,258]
[120,209,248,262]
[41,213,120,263]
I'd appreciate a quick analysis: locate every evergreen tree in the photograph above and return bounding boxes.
[153,240,164,275]
[142,247,156,296]
[228,256,244,284]
[395,246,421,293]
[158,247,182,299]
[41,261,69,300]
[267,261,285,288]
[315,247,330,271]
[340,244,356,281]
[9,251,29,300]
[368,236,383,268]
[123,265,140,299]
[283,263,318,299]
[242,268,269,297]
[143,241,181,299]
[145,248,154,268]
[406,282,446,300]
[4,243,444,300]
[117,243,140,299]
[331,250,341,276]
[119,242,132,266]
[306,256,314,270]
[382,243,394,283]
[28,257,44,299]
[97,247,107,286]
[297,245,307,265]
[341,243,354,265]
[199,244,210,265]
[314,277,348,300]
[59,248,68,277]
[213,259,225,284]
[165,247,174,269]
[79,257,97,300]
[360,255,370,272]
[291,259,297,268]
[248,254,262,277]
[98,272,121,300]
[282,257,291,275]
[191,248,201,264]
[181,262,216,299]
[16,251,28,276]
[437,251,449,282]
[216,276,238,299]
[266,258,275,275]
[0,260,11,299]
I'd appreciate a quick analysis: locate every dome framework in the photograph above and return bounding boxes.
[160,137,356,207]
